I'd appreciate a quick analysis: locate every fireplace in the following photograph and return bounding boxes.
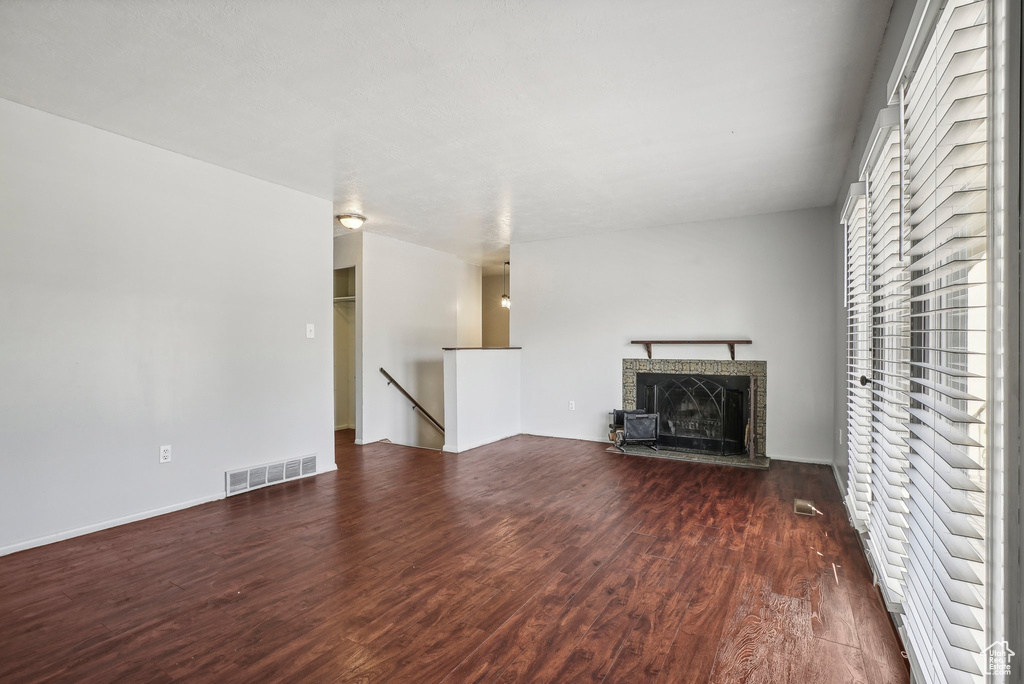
[635,372,749,455]
[622,358,767,460]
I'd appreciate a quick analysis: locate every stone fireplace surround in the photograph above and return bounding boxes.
[622,358,767,460]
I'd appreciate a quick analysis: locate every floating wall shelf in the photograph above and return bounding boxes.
[630,339,753,361]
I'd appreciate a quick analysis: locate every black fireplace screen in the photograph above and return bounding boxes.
[636,372,750,455]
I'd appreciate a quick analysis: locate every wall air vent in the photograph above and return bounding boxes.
[225,454,317,496]
[248,466,267,488]
[228,471,249,495]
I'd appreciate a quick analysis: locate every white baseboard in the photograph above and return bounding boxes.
[381,439,441,452]
[363,429,837,466]
[442,433,520,453]
[0,490,225,557]
[521,431,608,444]
[0,462,340,558]
[831,462,846,498]
[334,424,353,431]
[768,453,834,466]
[518,431,835,466]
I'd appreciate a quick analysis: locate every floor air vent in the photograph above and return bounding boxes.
[226,455,317,496]
[794,498,818,516]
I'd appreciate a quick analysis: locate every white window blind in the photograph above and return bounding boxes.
[901,0,989,680]
[842,0,1007,680]
[844,184,872,531]
[866,124,912,607]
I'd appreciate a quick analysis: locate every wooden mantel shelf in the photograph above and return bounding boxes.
[630,339,752,361]
[442,347,523,351]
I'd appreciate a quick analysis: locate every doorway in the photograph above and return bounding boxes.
[333,267,356,434]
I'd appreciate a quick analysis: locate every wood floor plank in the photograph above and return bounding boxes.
[787,637,871,684]
[707,575,812,683]
[502,553,675,683]
[0,431,907,683]
[849,587,911,683]
[809,563,860,647]
[545,583,643,682]
[601,553,717,681]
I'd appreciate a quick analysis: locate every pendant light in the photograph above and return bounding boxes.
[500,261,511,309]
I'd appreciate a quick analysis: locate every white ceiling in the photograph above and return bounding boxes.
[0,0,892,266]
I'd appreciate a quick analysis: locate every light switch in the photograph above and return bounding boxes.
[306,324,315,339]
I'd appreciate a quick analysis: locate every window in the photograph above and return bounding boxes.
[842,0,1009,680]
[843,183,872,531]
[902,1,989,679]
[865,114,912,607]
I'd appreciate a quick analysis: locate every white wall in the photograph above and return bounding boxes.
[356,232,480,449]
[512,207,836,464]
[482,274,510,347]
[455,261,482,347]
[442,349,522,453]
[0,98,334,555]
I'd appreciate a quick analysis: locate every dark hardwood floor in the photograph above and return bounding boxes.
[0,431,909,683]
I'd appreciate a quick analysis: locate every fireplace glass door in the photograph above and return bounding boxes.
[636,373,750,455]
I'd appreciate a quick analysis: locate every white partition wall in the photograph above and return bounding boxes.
[0,99,334,555]
[442,349,522,453]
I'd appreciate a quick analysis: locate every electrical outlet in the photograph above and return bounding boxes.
[306,323,315,339]
[568,400,576,411]
[160,445,172,463]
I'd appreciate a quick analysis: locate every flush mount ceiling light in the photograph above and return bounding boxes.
[335,213,366,230]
